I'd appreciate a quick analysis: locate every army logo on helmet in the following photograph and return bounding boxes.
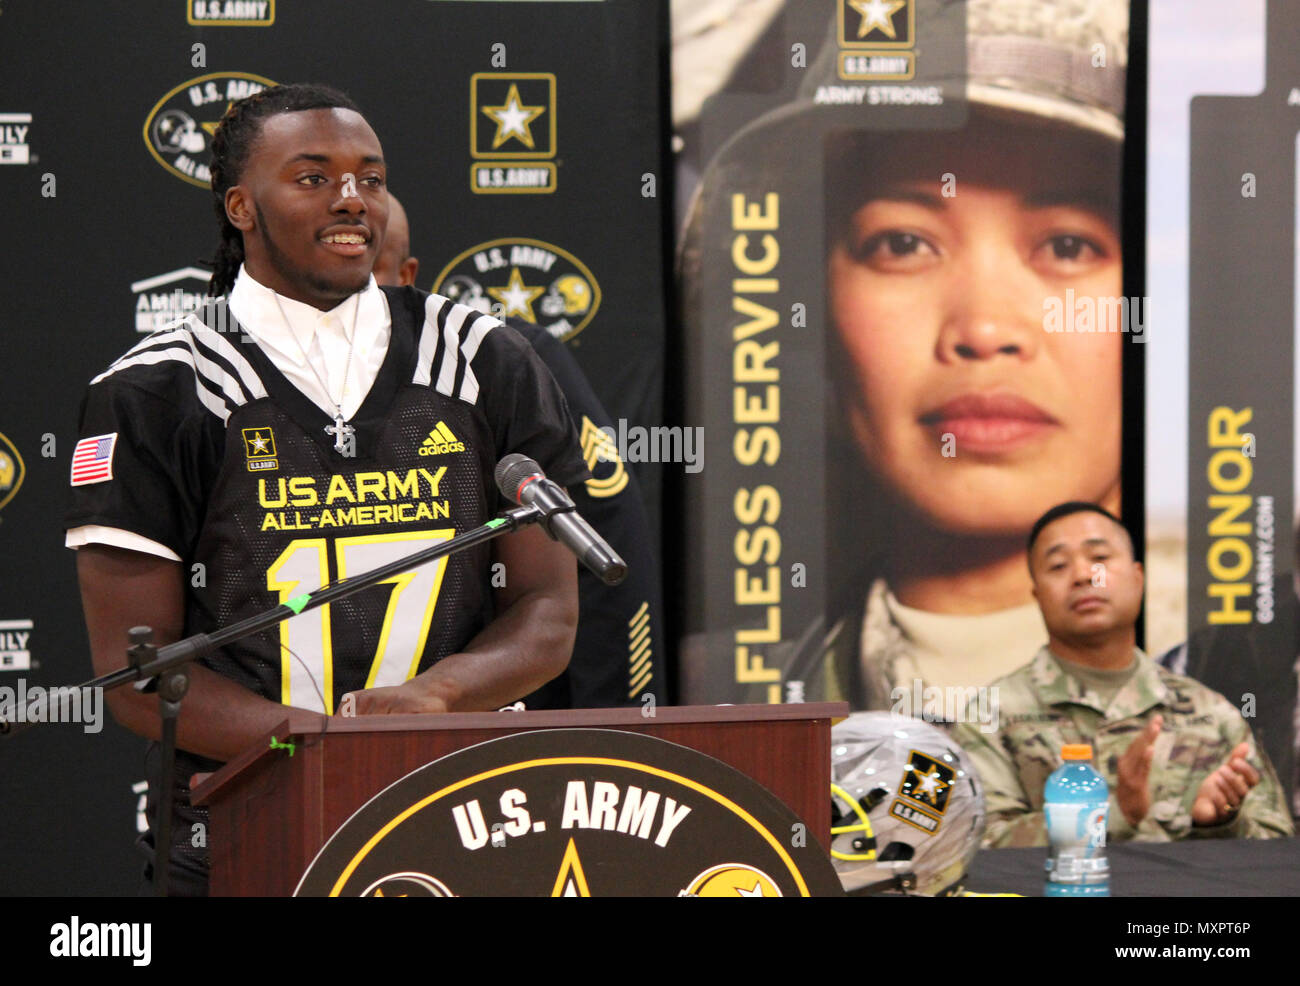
[898,749,955,814]
[890,748,957,834]
[432,238,601,342]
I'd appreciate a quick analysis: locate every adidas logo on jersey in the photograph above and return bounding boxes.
[419,422,466,456]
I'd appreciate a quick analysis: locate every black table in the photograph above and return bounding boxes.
[967,837,1300,896]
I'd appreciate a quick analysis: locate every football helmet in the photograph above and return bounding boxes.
[152,110,206,155]
[541,274,592,318]
[830,712,986,896]
[441,275,492,315]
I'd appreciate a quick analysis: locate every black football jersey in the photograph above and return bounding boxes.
[67,286,587,891]
[70,285,587,707]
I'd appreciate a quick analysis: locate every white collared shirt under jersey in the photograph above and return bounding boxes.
[66,265,392,561]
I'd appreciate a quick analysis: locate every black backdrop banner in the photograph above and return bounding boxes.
[0,0,666,895]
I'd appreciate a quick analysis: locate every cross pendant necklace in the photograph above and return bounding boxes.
[274,292,361,455]
[325,416,355,454]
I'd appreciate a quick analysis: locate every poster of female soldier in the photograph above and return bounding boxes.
[675,0,1135,709]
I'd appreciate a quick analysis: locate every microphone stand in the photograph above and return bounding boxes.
[0,503,546,895]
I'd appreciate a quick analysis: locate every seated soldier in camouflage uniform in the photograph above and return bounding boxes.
[953,502,1293,846]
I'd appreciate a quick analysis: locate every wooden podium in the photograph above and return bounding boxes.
[191,702,847,896]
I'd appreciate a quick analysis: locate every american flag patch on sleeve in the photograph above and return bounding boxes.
[70,433,118,486]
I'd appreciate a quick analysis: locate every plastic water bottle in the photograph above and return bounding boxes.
[1044,743,1110,896]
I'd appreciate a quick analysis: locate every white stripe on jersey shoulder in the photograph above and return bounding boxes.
[91,315,268,424]
[413,293,502,404]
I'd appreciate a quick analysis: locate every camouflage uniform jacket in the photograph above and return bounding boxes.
[951,646,1294,847]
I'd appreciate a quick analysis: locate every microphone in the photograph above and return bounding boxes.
[495,454,628,586]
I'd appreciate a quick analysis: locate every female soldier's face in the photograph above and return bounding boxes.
[828,123,1123,535]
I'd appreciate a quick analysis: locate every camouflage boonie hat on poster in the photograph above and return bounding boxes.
[960,0,1127,138]
[674,0,1130,706]
[792,0,1129,138]
[682,0,1130,269]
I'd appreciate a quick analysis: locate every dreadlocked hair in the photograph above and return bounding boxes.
[207,83,362,296]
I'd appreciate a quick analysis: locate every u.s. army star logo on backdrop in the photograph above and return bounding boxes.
[144,72,277,187]
[294,729,844,897]
[837,0,916,80]
[432,238,600,342]
[469,72,557,194]
[187,0,274,25]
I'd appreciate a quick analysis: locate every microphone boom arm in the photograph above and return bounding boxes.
[0,503,546,739]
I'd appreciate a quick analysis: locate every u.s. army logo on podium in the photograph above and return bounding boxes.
[295,729,843,897]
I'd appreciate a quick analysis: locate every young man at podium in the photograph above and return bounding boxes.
[64,84,587,894]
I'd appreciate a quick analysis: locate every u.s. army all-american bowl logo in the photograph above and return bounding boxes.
[294,729,844,897]
[144,72,277,187]
[0,431,25,518]
[432,238,600,343]
[131,266,214,334]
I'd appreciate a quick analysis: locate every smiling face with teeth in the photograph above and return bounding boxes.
[223,107,388,311]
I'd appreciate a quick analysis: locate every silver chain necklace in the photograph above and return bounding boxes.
[273,291,361,454]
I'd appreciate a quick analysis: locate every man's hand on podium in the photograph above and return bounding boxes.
[340,676,452,716]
